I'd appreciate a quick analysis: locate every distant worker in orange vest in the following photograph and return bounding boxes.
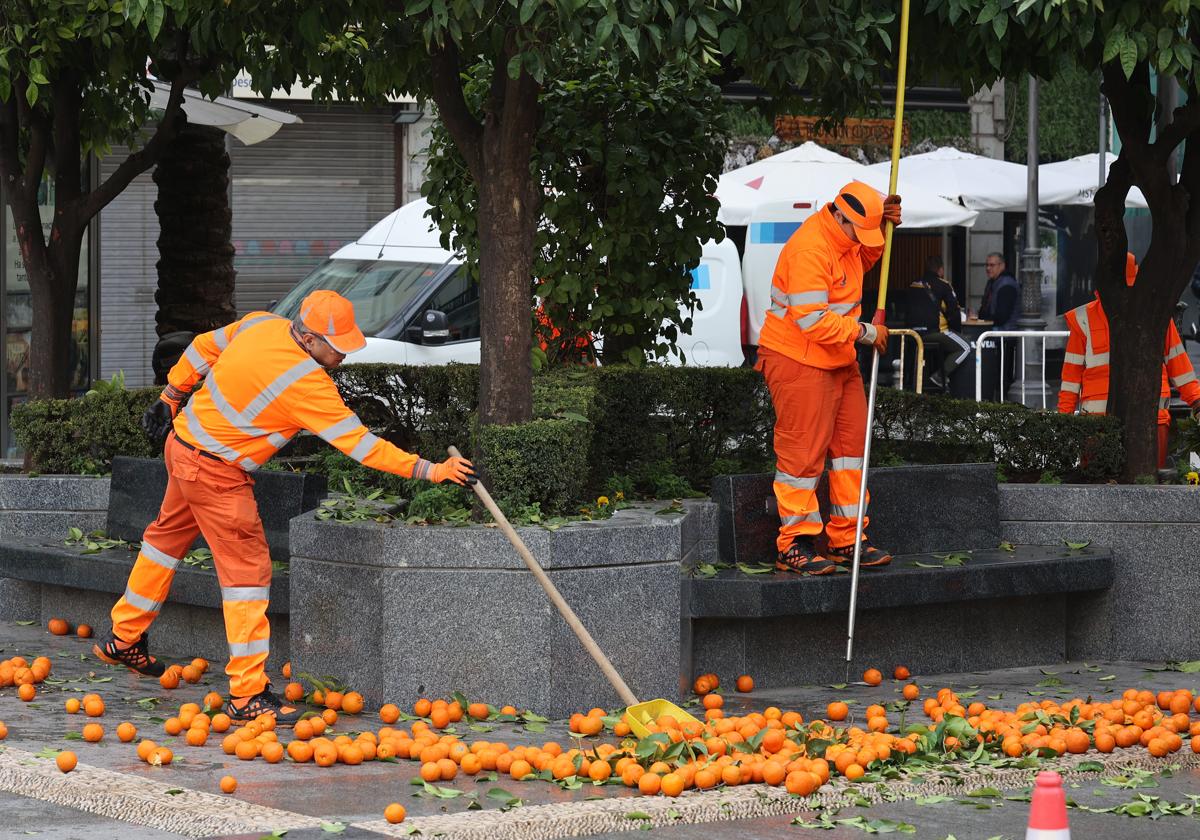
[757,181,901,574]
[1059,252,1200,467]
[94,291,476,723]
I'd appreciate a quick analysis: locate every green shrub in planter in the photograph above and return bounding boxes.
[476,418,590,517]
[10,387,160,474]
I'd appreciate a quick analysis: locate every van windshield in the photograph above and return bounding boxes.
[272,259,444,336]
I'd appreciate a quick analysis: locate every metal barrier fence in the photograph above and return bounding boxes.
[891,329,925,394]
[974,330,1070,409]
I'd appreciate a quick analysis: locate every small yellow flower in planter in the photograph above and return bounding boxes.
[597,496,610,506]
[1187,471,1199,486]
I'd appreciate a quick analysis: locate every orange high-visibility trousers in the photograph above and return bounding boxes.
[759,347,870,553]
[110,434,273,697]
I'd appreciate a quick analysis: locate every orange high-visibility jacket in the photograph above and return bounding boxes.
[169,312,433,478]
[758,205,884,369]
[1058,297,1200,423]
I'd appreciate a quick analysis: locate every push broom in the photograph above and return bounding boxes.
[844,0,911,683]
[448,446,700,737]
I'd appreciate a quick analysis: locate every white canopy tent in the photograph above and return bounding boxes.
[1038,152,1148,209]
[864,146,1041,212]
[148,82,302,146]
[717,141,980,229]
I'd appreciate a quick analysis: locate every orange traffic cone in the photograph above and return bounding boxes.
[1026,770,1070,839]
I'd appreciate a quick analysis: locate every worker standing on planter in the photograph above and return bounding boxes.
[756,181,902,574]
[94,290,475,723]
[1059,252,1200,468]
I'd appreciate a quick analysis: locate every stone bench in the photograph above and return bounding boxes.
[0,457,324,663]
[685,464,1114,686]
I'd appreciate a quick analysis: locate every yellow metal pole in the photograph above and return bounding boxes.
[846,0,911,679]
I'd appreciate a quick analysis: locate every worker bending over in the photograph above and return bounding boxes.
[757,181,901,574]
[1059,253,1200,467]
[95,291,475,722]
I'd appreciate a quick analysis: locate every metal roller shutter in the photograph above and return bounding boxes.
[97,103,396,384]
[229,103,396,314]
[97,157,158,387]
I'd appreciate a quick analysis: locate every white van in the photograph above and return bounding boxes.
[271,199,813,366]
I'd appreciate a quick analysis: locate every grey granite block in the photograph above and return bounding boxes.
[0,511,106,540]
[0,537,289,614]
[289,504,684,571]
[680,500,718,557]
[0,475,110,511]
[691,593,1069,687]
[0,578,40,622]
[684,545,1112,618]
[999,483,1200,524]
[714,463,1001,566]
[38,583,290,669]
[107,457,325,561]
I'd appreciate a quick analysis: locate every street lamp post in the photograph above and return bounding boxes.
[1008,75,1050,405]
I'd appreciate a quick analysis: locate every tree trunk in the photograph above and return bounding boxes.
[17,206,83,399]
[476,168,538,426]
[152,121,238,346]
[1106,285,1173,480]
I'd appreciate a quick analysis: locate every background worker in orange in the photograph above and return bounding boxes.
[1059,252,1200,467]
[757,181,902,574]
[94,290,476,723]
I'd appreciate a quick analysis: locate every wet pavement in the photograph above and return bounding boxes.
[1,621,1200,838]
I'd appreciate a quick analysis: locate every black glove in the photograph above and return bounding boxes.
[141,400,175,445]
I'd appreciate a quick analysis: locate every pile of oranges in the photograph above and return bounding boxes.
[0,654,51,701]
[159,658,210,689]
[46,618,92,639]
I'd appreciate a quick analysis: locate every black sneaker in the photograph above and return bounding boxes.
[92,633,166,677]
[776,536,839,575]
[930,371,947,389]
[828,538,893,569]
[225,685,302,725]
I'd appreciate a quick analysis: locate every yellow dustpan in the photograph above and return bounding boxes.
[449,446,701,736]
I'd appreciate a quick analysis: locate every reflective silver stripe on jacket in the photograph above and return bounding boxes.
[774,471,819,490]
[350,433,382,463]
[796,310,830,330]
[1080,398,1108,414]
[222,586,271,602]
[1060,380,1082,395]
[1171,370,1198,388]
[242,358,321,421]
[413,458,434,480]
[140,540,180,571]
[829,503,863,519]
[1165,342,1186,362]
[1087,351,1110,366]
[776,287,828,307]
[181,401,249,466]
[184,344,210,377]
[204,374,272,439]
[228,639,270,658]
[317,415,363,445]
[1063,352,1085,365]
[830,456,864,471]
[829,301,859,314]
[1074,304,1110,368]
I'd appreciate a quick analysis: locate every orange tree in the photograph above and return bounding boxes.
[264,1,897,425]
[906,0,1200,479]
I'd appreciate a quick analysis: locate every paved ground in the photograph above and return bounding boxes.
[2,621,1200,839]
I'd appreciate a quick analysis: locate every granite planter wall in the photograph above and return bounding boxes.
[1000,484,1200,662]
[288,503,712,717]
[0,475,110,622]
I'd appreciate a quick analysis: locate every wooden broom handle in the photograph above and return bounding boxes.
[448,446,639,707]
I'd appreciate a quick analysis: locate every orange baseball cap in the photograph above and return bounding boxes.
[300,290,366,354]
[1125,251,1138,287]
[833,181,885,247]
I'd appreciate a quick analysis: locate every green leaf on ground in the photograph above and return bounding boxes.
[320,824,346,835]
[625,812,652,821]
[486,787,523,811]
[1063,539,1091,551]
[1098,674,1116,681]
[15,621,35,626]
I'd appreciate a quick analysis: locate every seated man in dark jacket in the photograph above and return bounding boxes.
[902,255,971,388]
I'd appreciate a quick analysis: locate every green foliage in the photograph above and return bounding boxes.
[424,54,728,366]
[476,419,591,519]
[10,387,160,474]
[329,363,479,459]
[1006,66,1101,164]
[406,484,473,525]
[726,103,775,138]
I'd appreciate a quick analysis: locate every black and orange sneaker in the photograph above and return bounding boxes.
[225,685,302,725]
[827,538,893,569]
[92,633,166,677]
[776,537,839,575]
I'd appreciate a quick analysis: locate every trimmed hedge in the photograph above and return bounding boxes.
[8,363,1125,506]
[10,387,161,474]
